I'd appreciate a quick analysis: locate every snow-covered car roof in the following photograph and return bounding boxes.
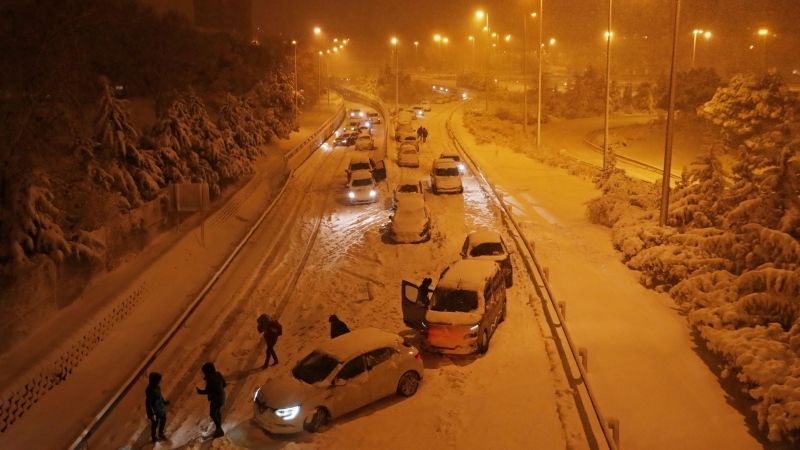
[440,149,460,158]
[467,230,502,247]
[438,260,498,292]
[316,328,403,362]
[349,154,371,164]
[399,144,417,152]
[357,134,372,140]
[350,170,373,182]
[421,100,430,104]
[396,196,425,213]
[433,158,458,169]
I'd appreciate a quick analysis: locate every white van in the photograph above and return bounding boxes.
[401,260,507,354]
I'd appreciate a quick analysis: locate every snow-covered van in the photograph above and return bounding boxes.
[430,158,463,194]
[401,260,507,354]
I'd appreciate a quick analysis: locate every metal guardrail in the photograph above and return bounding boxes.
[70,104,345,450]
[446,119,619,450]
[284,93,346,170]
[583,138,682,182]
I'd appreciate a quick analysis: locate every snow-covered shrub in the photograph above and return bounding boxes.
[247,71,300,141]
[585,169,659,227]
[218,94,266,159]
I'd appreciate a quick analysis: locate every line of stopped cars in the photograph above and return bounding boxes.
[252,102,515,436]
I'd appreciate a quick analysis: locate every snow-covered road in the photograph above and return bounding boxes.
[83,101,590,450]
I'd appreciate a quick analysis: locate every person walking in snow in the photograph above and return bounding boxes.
[329,314,351,339]
[417,126,423,140]
[421,127,429,143]
[145,372,170,442]
[196,362,227,438]
[257,314,282,368]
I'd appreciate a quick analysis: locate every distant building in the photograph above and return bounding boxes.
[193,0,252,38]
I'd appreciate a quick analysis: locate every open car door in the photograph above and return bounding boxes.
[401,280,426,329]
[372,159,387,182]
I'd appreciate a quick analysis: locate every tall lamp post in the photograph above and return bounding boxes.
[392,38,399,114]
[291,40,298,121]
[477,11,490,111]
[414,41,419,65]
[759,29,769,69]
[318,51,322,109]
[525,11,541,142]
[469,36,475,68]
[704,32,711,66]
[603,0,613,170]
[434,35,442,66]
[325,50,330,107]
[659,0,682,226]
[443,37,449,68]
[692,29,703,68]
[504,35,511,90]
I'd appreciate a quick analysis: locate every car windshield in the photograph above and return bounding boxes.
[431,288,479,313]
[401,149,416,155]
[350,162,370,171]
[397,184,418,193]
[292,351,339,384]
[435,167,460,177]
[470,242,504,257]
[358,136,370,140]
[443,155,460,162]
[352,178,372,187]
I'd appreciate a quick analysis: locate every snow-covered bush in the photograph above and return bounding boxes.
[218,93,267,160]
[247,71,300,141]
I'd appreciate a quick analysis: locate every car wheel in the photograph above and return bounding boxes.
[458,187,464,194]
[479,330,490,354]
[397,371,421,397]
[433,185,439,195]
[304,407,330,433]
[505,273,514,288]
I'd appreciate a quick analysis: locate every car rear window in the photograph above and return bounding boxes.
[358,135,370,140]
[352,178,373,187]
[431,289,479,313]
[435,167,459,177]
[470,242,504,257]
[397,184,418,193]
[350,163,370,171]
[292,351,339,384]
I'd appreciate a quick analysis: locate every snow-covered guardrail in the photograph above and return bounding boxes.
[284,94,346,171]
[447,119,620,450]
[583,138,682,182]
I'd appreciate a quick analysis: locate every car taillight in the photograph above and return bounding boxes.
[415,353,422,360]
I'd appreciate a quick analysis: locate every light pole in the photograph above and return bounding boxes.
[504,35,511,91]
[291,40,298,121]
[759,29,769,69]
[477,11,490,111]
[525,11,540,141]
[392,38,399,114]
[603,0,613,170]
[537,8,544,147]
[659,0,682,227]
[326,50,330,107]
[414,41,419,65]
[443,37,449,68]
[434,35,442,67]
[692,29,703,68]
[704,31,711,66]
[318,51,322,108]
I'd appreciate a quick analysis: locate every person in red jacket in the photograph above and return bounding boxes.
[257,314,282,369]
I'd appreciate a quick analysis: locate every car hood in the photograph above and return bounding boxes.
[433,176,462,188]
[256,372,322,409]
[392,211,427,233]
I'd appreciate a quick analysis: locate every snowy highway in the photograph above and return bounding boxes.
[76,100,596,450]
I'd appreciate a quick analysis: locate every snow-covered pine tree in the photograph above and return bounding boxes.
[668,144,729,229]
[247,70,300,141]
[218,93,266,159]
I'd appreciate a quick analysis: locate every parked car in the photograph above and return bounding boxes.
[395,122,415,141]
[253,328,423,434]
[355,133,375,150]
[348,170,378,204]
[439,149,464,172]
[333,132,357,147]
[398,146,420,168]
[401,260,507,354]
[347,154,386,182]
[412,105,424,117]
[392,179,424,208]
[461,231,514,287]
[421,101,431,111]
[390,197,431,243]
[344,120,360,132]
[430,158,463,194]
[367,112,382,124]
[350,108,364,118]
[401,134,419,151]
[434,97,445,104]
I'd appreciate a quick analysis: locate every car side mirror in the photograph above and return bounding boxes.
[334,378,347,387]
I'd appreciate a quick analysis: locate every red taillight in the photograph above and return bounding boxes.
[415,353,422,360]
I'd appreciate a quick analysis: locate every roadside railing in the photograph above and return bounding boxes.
[284,93,346,171]
[583,138,682,182]
[447,120,620,450]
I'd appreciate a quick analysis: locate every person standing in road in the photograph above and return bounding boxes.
[145,372,170,442]
[329,314,351,339]
[196,362,227,438]
[417,126,423,140]
[257,314,282,368]
[421,127,429,143]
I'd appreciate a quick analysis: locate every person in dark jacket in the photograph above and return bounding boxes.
[417,277,433,306]
[421,127,429,143]
[257,314,282,368]
[145,372,170,442]
[196,362,227,438]
[329,315,351,339]
[417,127,423,139]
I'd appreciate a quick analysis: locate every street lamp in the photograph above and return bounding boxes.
[392,38,399,115]
[477,10,489,111]
[469,36,475,68]
[603,0,613,170]
[759,29,769,69]
[318,51,323,109]
[314,27,321,35]
[326,50,330,106]
[414,41,419,64]
[504,35,511,91]
[291,40,298,121]
[704,31,711,65]
[434,35,442,65]
[524,9,542,143]
[692,29,704,68]
[659,0,683,227]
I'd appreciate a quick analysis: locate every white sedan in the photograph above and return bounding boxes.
[355,133,375,150]
[390,197,431,243]
[253,328,423,434]
[348,170,378,204]
[393,180,424,208]
[421,100,431,111]
[398,146,420,167]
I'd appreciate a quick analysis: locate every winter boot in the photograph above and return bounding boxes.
[212,426,225,438]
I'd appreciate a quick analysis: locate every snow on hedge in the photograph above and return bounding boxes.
[586,136,800,441]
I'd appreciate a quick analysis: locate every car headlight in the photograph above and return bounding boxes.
[369,190,376,197]
[458,163,464,170]
[275,406,300,421]
[254,387,260,402]
[348,192,355,198]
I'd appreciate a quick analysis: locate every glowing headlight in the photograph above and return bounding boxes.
[275,406,300,421]
[253,387,260,401]
[369,190,376,197]
[458,163,464,170]
[462,93,467,99]
[348,192,355,199]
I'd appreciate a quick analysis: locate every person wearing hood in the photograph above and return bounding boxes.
[196,362,227,438]
[257,314,282,368]
[329,314,351,339]
[145,372,170,442]
[417,277,433,306]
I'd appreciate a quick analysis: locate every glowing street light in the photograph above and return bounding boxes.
[469,36,475,68]
[391,38,399,115]
[476,9,490,110]
[314,27,321,35]
[550,38,556,45]
[414,41,419,62]
[759,29,770,69]
[691,29,704,68]
[291,40,298,120]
